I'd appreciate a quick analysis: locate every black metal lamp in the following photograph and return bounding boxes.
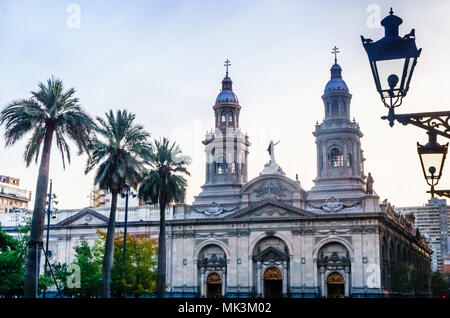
[361,8,422,126]
[417,132,448,196]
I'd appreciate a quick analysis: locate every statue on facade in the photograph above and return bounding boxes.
[366,172,374,195]
[267,140,280,163]
[260,140,285,176]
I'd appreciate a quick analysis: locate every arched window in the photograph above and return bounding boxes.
[332,101,338,115]
[347,153,352,167]
[227,112,234,123]
[341,102,347,115]
[326,102,330,115]
[216,163,227,174]
[329,147,343,167]
[221,112,226,123]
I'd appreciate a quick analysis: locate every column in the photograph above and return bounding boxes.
[222,270,226,297]
[320,267,325,297]
[345,267,350,297]
[257,262,262,297]
[322,144,328,175]
[200,269,206,297]
[352,141,358,176]
[282,262,288,296]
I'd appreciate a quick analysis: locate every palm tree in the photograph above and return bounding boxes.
[138,137,190,297]
[85,109,151,298]
[0,77,95,298]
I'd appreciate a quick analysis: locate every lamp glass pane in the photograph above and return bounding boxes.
[376,58,406,92]
[402,57,415,94]
[420,152,445,179]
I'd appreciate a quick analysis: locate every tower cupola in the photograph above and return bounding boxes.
[213,59,241,129]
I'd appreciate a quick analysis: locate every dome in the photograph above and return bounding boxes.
[215,75,239,104]
[325,78,348,92]
[324,63,349,92]
[216,89,239,103]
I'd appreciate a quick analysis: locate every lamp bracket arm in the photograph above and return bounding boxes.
[427,189,450,199]
[387,111,450,139]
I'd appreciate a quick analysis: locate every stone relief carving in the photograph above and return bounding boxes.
[193,202,238,216]
[308,196,361,213]
[315,236,352,245]
[317,252,351,271]
[194,238,228,248]
[254,181,289,200]
[197,254,226,268]
[252,206,289,218]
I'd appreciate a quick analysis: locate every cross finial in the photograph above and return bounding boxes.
[331,46,340,64]
[224,59,231,76]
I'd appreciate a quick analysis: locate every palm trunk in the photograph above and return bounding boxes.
[102,191,118,298]
[156,202,166,298]
[24,126,54,298]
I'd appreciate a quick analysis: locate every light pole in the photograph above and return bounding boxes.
[361,8,450,198]
[43,179,58,298]
[120,185,136,265]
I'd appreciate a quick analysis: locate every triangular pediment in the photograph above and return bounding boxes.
[57,208,109,226]
[253,246,289,261]
[226,199,314,220]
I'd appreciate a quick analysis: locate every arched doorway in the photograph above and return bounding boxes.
[316,242,351,298]
[326,272,345,298]
[252,236,290,297]
[263,267,283,298]
[206,272,222,298]
[197,244,227,297]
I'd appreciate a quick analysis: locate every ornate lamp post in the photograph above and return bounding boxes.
[417,132,449,197]
[43,179,58,298]
[121,185,136,264]
[361,8,422,127]
[361,8,450,198]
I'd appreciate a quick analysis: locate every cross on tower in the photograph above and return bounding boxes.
[224,59,231,76]
[331,46,340,64]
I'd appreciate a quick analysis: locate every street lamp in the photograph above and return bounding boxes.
[361,8,421,120]
[361,8,421,126]
[417,132,449,197]
[43,179,58,298]
[121,185,137,264]
[361,8,450,198]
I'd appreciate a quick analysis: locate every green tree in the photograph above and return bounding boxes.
[0,225,24,297]
[110,233,158,297]
[138,137,190,297]
[85,109,152,297]
[53,237,103,298]
[430,271,450,298]
[0,77,95,297]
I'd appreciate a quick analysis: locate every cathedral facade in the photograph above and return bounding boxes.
[164,58,432,298]
[2,57,432,298]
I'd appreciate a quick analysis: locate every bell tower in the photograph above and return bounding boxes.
[192,60,251,214]
[307,48,367,204]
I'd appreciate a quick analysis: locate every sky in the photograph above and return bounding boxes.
[0,0,449,210]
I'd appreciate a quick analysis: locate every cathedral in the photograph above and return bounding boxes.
[2,55,432,298]
[164,55,432,298]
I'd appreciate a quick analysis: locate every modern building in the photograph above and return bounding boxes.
[397,198,449,272]
[443,255,450,274]
[89,184,145,209]
[0,57,433,298]
[0,175,32,213]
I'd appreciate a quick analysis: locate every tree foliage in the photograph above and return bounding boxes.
[84,109,152,298]
[109,233,158,297]
[0,77,95,297]
[430,271,450,298]
[0,213,53,298]
[138,137,190,298]
[52,231,157,298]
